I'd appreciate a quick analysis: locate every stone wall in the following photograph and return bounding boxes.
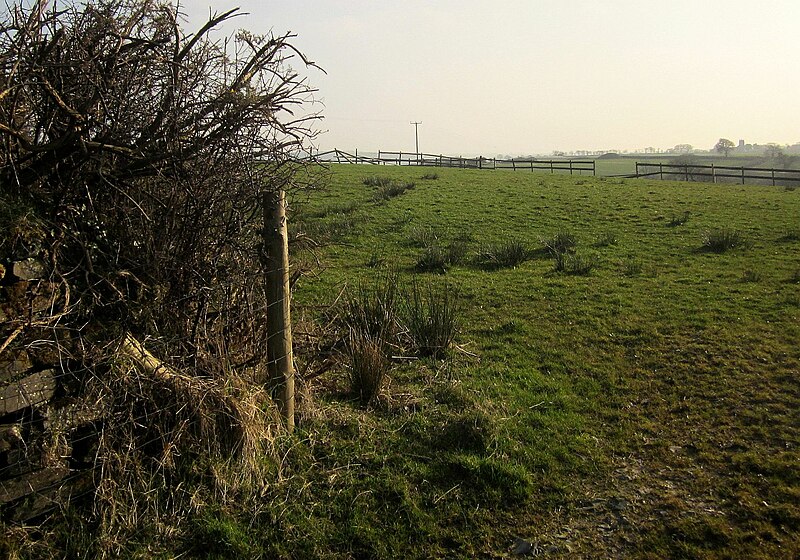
[1,255,98,521]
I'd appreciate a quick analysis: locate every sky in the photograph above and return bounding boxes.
[180,0,800,156]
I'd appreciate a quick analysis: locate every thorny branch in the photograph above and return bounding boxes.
[0,0,324,378]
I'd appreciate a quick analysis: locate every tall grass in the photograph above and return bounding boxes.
[594,231,618,247]
[780,228,800,241]
[373,181,415,201]
[402,280,461,359]
[553,252,597,275]
[341,271,400,343]
[542,230,577,254]
[415,241,468,273]
[346,330,390,405]
[408,225,440,248]
[475,239,530,269]
[363,176,393,187]
[415,245,450,273]
[701,228,744,252]
[340,272,400,404]
[668,211,691,227]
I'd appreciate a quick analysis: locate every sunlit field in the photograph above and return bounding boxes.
[244,165,800,559]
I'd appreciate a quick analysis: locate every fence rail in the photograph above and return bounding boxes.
[635,162,800,186]
[305,149,595,175]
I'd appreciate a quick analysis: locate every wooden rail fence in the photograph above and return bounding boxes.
[305,149,595,175]
[635,162,800,186]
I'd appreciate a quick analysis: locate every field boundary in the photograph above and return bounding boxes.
[635,161,800,185]
[306,149,596,175]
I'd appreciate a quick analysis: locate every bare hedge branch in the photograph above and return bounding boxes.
[0,0,322,375]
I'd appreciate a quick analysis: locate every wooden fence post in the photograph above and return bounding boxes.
[712,164,716,183]
[263,188,295,433]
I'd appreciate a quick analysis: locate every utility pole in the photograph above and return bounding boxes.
[411,121,422,163]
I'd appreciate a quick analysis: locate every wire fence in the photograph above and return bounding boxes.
[1,288,295,524]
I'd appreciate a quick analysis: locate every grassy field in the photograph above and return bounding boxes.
[210,165,797,558]
[255,165,800,559]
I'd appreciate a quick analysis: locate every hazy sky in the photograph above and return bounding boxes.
[181,0,800,155]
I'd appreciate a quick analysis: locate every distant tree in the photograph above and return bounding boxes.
[672,154,711,181]
[674,144,693,154]
[715,138,735,157]
[764,143,784,160]
[763,144,796,168]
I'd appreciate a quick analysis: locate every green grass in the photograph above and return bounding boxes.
[474,239,531,269]
[22,165,795,558]
[275,166,800,558]
[701,228,745,252]
[279,165,800,558]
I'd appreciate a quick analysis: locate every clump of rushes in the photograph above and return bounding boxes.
[475,239,530,269]
[553,252,597,275]
[415,246,450,274]
[306,200,360,219]
[346,330,390,405]
[445,240,468,265]
[402,280,461,359]
[365,252,385,268]
[594,231,618,247]
[363,176,393,187]
[340,272,401,404]
[408,225,440,248]
[373,181,415,201]
[414,241,468,274]
[701,228,744,253]
[341,271,399,343]
[780,228,800,241]
[668,211,691,226]
[740,269,762,283]
[421,172,439,180]
[542,230,577,254]
[622,258,643,277]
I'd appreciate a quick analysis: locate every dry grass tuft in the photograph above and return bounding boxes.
[81,336,282,556]
[345,330,390,405]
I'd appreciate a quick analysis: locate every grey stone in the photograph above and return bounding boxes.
[12,259,46,281]
[0,369,56,415]
[512,537,534,555]
[0,349,33,382]
[0,463,69,504]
